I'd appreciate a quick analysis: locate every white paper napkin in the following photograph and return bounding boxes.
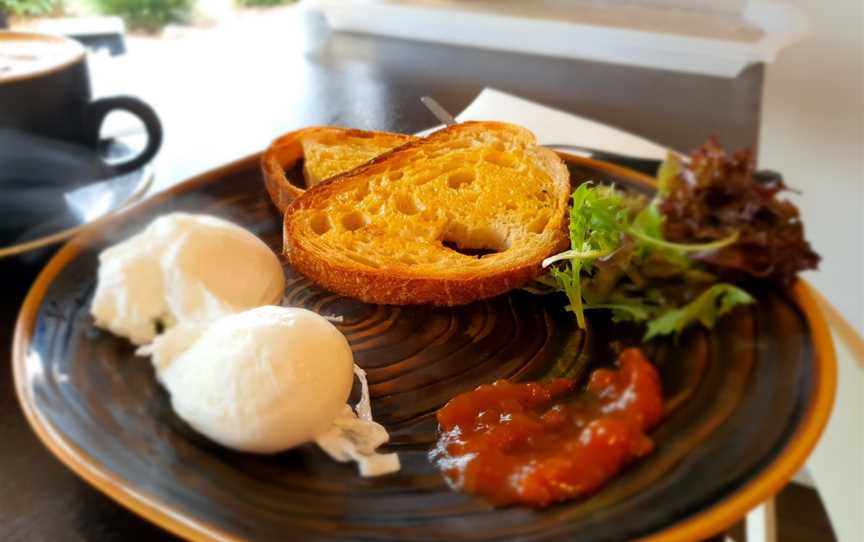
[421,88,668,160]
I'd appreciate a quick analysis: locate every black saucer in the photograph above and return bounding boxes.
[0,129,153,258]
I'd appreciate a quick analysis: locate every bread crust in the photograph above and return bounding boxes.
[284,234,544,305]
[261,127,414,212]
[283,122,571,306]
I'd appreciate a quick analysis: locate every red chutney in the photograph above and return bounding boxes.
[431,348,664,507]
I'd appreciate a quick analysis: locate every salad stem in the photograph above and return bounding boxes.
[542,248,613,268]
[626,229,740,253]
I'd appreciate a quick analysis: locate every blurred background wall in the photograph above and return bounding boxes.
[758,0,863,333]
[759,3,862,540]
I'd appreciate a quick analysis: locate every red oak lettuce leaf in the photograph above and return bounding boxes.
[659,138,820,285]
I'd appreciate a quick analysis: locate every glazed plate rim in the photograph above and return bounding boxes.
[0,161,154,259]
[12,152,837,542]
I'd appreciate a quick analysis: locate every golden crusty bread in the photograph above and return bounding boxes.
[261,127,415,212]
[283,121,571,306]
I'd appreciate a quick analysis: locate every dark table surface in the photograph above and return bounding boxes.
[0,8,786,542]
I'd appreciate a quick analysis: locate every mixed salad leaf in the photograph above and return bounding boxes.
[643,284,754,340]
[659,138,820,285]
[539,138,817,340]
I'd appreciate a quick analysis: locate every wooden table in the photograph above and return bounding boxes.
[0,8,801,541]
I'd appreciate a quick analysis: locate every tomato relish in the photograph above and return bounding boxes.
[431,348,664,507]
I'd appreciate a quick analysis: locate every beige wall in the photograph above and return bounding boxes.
[759,0,863,332]
[760,2,863,541]
[542,0,749,14]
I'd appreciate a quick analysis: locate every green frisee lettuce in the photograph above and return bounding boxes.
[542,179,752,340]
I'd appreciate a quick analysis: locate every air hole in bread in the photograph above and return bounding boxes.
[354,184,370,201]
[389,171,404,181]
[442,240,500,258]
[394,193,421,215]
[439,160,461,174]
[484,150,518,169]
[527,213,550,234]
[447,170,475,189]
[493,142,507,152]
[414,170,438,185]
[533,190,551,202]
[283,159,308,188]
[310,212,332,235]
[341,211,369,231]
[504,201,517,211]
[441,223,510,258]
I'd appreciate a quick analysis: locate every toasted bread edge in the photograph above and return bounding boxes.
[283,121,571,306]
[261,127,414,213]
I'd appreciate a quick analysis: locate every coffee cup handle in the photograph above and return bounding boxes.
[82,96,163,175]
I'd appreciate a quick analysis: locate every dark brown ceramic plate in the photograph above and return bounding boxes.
[13,154,835,542]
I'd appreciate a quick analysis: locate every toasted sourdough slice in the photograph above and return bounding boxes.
[284,122,570,306]
[262,127,415,212]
